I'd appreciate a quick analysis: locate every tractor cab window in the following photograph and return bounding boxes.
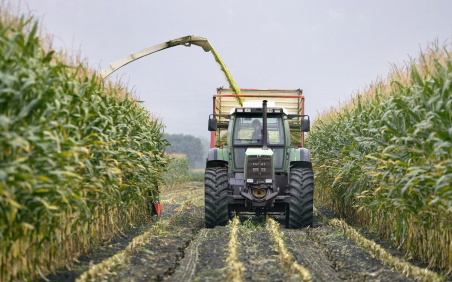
[233,115,285,146]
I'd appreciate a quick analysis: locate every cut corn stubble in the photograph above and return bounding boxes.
[76,198,201,282]
[313,206,443,282]
[225,216,244,282]
[266,217,312,282]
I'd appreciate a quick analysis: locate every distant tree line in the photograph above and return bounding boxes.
[164,134,209,169]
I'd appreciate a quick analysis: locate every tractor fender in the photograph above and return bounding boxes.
[288,148,311,162]
[288,148,312,169]
[206,148,229,168]
[298,148,311,162]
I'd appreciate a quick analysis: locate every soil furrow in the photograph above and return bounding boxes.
[281,208,415,282]
[105,204,205,281]
[190,226,230,281]
[42,182,435,282]
[239,218,288,282]
[315,205,450,281]
[169,226,230,282]
[283,229,340,282]
[304,224,413,281]
[266,218,311,281]
[168,229,211,281]
[43,204,179,282]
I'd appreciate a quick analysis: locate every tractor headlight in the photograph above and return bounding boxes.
[245,108,251,113]
[265,179,272,183]
[236,108,243,112]
[274,109,281,113]
[247,179,254,183]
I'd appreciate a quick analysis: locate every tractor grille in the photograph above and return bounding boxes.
[247,156,272,179]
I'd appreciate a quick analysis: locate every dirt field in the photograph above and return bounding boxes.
[44,182,449,282]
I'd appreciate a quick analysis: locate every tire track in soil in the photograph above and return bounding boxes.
[42,204,179,282]
[283,211,414,282]
[168,227,230,282]
[315,205,450,281]
[104,202,205,282]
[168,229,211,281]
[239,222,288,282]
[283,229,340,282]
[45,183,205,282]
[266,217,311,281]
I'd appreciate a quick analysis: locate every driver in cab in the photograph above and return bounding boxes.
[252,119,262,141]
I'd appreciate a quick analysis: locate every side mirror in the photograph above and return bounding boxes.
[300,119,310,132]
[208,118,217,131]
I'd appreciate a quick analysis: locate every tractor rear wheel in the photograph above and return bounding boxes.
[285,167,314,229]
[205,167,229,228]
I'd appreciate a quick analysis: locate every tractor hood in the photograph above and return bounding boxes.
[244,148,274,180]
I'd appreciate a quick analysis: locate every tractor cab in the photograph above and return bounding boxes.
[231,102,287,173]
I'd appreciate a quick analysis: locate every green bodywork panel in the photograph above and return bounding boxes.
[214,148,229,162]
[286,148,301,162]
[244,148,274,179]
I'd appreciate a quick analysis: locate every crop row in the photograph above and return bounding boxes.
[76,196,201,282]
[225,216,244,282]
[266,217,311,281]
[306,41,452,271]
[0,13,168,281]
[313,207,441,281]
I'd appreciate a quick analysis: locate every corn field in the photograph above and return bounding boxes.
[306,42,452,271]
[0,13,168,281]
[189,169,205,182]
[162,154,191,189]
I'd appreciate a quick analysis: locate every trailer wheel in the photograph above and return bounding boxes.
[285,167,314,229]
[205,167,229,228]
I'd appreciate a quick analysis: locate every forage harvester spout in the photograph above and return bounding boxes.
[100,35,213,78]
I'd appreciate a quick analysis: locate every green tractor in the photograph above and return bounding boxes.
[205,96,313,229]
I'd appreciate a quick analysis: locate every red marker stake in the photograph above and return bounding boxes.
[154,203,161,217]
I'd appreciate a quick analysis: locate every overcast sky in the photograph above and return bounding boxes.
[17,0,452,141]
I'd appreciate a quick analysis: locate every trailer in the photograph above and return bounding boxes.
[210,88,306,148]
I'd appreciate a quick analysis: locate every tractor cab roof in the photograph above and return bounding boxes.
[230,101,289,115]
[230,107,288,115]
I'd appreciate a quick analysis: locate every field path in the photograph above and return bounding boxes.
[45,182,446,282]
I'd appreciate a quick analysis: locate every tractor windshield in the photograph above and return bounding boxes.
[233,115,285,146]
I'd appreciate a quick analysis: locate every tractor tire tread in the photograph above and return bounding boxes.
[286,167,314,229]
[205,167,229,228]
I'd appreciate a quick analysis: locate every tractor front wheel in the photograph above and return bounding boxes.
[205,167,229,228]
[285,167,314,229]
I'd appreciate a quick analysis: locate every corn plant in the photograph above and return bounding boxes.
[0,14,168,281]
[190,169,205,182]
[162,154,191,189]
[307,42,452,271]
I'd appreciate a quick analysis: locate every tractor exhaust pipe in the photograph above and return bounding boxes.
[262,100,268,150]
